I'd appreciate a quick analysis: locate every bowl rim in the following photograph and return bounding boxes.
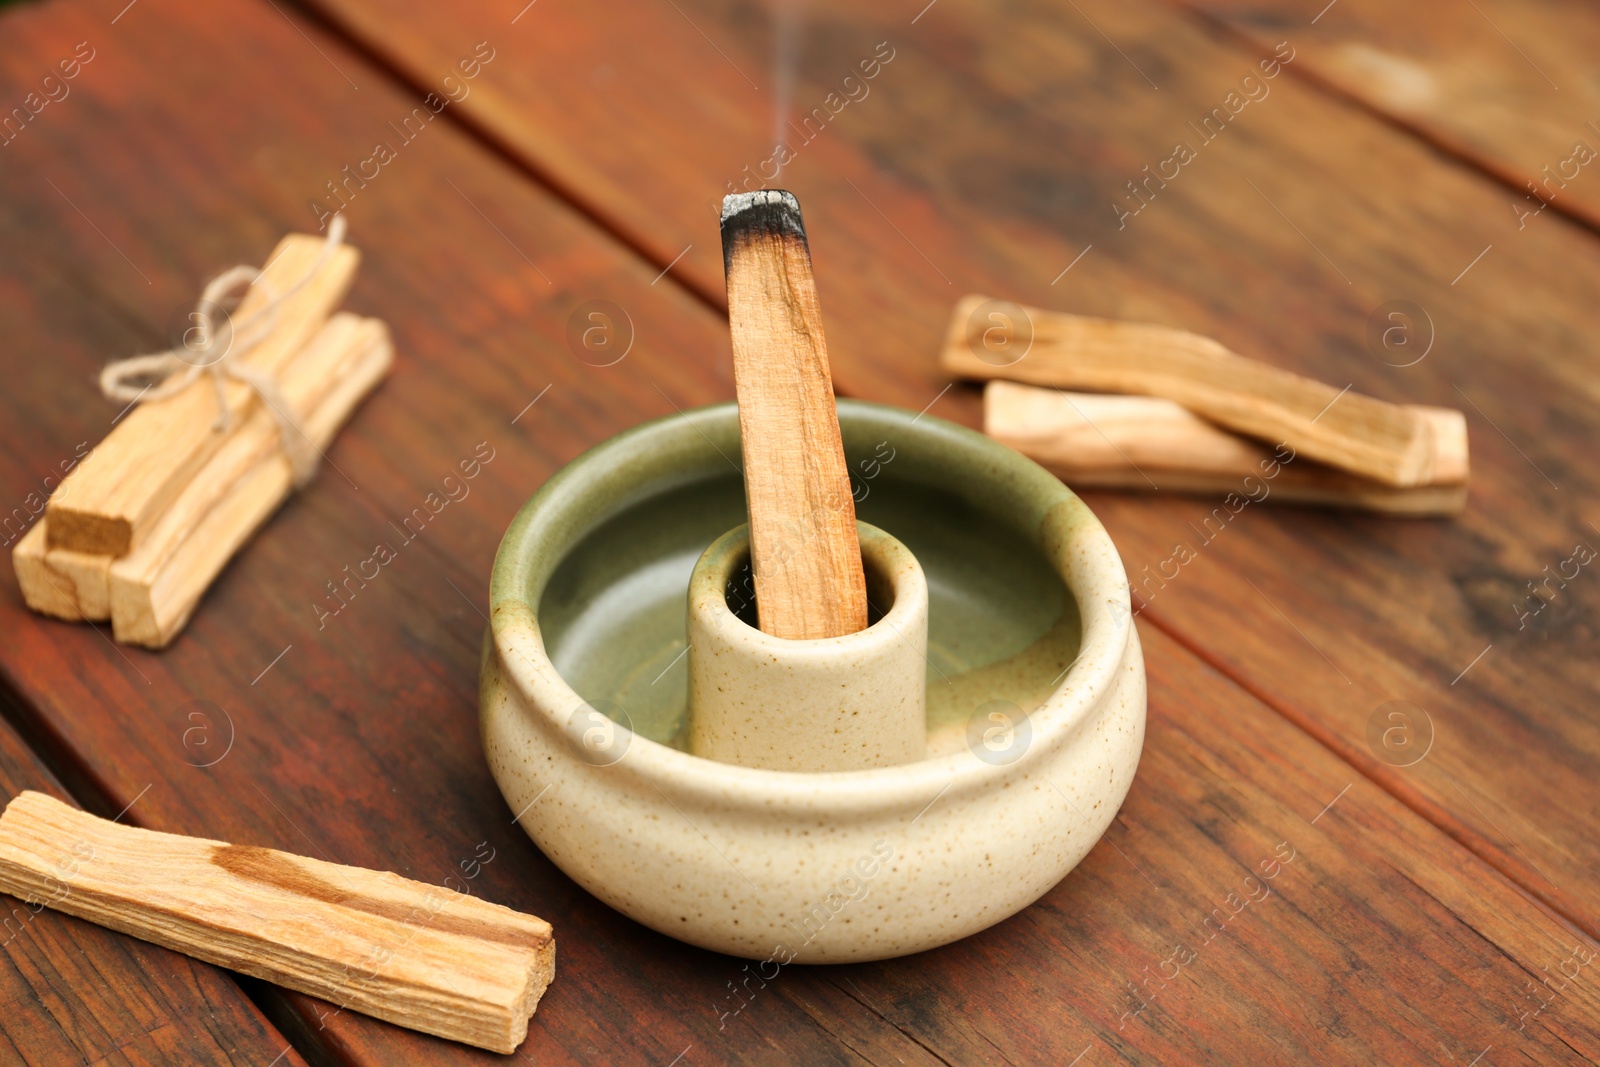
[488,398,1134,811]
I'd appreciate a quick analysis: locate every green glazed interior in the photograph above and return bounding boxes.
[530,401,1082,757]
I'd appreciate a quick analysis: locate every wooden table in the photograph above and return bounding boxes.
[1,0,1597,1062]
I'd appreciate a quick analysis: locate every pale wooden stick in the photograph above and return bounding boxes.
[944,295,1445,488]
[0,791,553,1053]
[109,316,392,647]
[48,234,359,556]
[13,315,390,639]
[12,523,110,621]
[986,382,1468,516]
[721,191,867,639]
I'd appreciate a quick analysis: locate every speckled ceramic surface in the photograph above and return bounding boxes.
[481,399,1145,962]
[687,521,927,772]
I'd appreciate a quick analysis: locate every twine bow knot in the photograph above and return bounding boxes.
[98,214,348,488]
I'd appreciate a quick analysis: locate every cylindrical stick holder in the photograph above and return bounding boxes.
[686,521,928,772]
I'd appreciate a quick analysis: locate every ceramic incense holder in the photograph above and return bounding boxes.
[481,399,1145,962]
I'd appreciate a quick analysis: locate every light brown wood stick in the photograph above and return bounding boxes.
[721,191,867,639]
[986,382,1468,516]
[13,314,391,641]
[943,295,1443,488]
[110,315,392,647]
[10,525,109,622]
[0,791,553,1054]
[47,234,359,556]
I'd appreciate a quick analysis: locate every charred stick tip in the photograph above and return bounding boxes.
[720,190,808,270]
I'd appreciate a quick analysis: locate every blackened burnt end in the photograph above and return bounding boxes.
[720,189,809,271]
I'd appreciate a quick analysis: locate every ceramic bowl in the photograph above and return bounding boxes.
[481,399,1144,962]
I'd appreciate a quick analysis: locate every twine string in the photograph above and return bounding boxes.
[98,214,348,488]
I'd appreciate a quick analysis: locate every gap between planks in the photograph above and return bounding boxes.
[1142,598,1600,944]
[1165,0,1600,244]
[276,0,738,320]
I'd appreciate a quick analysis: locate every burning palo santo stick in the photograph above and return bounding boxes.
[0,791,554,1054]
[943,295,1452,489]
[986,382,1468,516]
[721,191,867,639]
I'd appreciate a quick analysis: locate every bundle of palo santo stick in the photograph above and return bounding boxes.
[12,225,392,646]
[941,295,1468,516]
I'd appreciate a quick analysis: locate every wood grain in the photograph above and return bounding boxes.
[0,710,306,1063]
[825,622,1600,1064]
[986,382,1468,514]
[47,234,359,556]
[0,2,892,1063]
[721,191,866,639]
[1180,0,1600,230]
[11,523,109,621]
[289,0,1600,945]
[0,0,1595,1064]
[0,790,554,1054]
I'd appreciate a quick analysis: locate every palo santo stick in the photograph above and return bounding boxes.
[109,316,392,647]
[0,791,553,1053]
[48,234,359,556]
[943,295,1442,488]
[107,313,380,617]
[13,315,387,636]
[721,190,867,640]
[12,522,111,621]
[986,382,1468,516]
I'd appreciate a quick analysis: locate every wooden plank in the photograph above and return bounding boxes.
[291,0,1600,940]
[1178,0,1600,231]
[0,712,305,1064]
[1,1,1595,1065]
[829,623,1600,1064]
